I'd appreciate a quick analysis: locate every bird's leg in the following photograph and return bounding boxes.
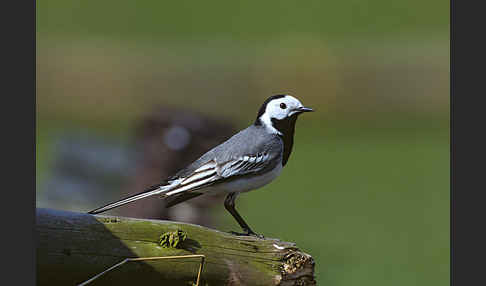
[224,193,263,238]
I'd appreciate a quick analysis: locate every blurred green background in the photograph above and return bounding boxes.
[36,0,449,285]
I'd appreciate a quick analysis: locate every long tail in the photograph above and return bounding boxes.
[88,164,219,215]
[87,183,173,214]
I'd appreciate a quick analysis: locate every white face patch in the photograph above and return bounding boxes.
[259,95,305,134]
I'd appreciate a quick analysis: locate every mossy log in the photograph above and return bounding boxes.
[36,208,316,285]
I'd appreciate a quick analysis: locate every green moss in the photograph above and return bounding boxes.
[99,217,120,224]
[158,230,188,248]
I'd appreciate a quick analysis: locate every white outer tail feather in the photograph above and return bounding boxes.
[88,182,176,214]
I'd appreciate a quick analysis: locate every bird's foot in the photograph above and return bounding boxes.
[229,229,265,239]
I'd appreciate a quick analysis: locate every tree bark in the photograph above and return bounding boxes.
[36,208,316,286]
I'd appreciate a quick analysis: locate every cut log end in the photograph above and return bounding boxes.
[279,250,316,285]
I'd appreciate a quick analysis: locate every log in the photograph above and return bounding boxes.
[36,208,316,285]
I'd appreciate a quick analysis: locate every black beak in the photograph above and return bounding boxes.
[296,106,314,113]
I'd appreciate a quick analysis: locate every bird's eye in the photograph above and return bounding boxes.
[280,103,287,109]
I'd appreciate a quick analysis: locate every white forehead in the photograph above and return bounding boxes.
[265,95,302,113]
[265,95,303,112]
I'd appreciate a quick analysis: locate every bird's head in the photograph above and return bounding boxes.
[255,94,313,135]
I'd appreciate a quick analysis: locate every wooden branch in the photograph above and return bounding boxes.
[36,208,316,286]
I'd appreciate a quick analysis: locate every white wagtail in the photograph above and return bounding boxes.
[89,94,313,236]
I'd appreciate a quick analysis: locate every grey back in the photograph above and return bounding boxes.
[169,125,283,180]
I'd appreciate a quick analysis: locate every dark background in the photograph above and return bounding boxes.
[36,1,449,285]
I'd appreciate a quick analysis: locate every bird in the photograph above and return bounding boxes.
[88,94,313,237]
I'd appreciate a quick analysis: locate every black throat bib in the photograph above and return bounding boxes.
[271,115,298,166]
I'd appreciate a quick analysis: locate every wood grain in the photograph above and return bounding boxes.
[36,208,315,286]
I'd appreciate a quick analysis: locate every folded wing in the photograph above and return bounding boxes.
[88,152,273,214]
